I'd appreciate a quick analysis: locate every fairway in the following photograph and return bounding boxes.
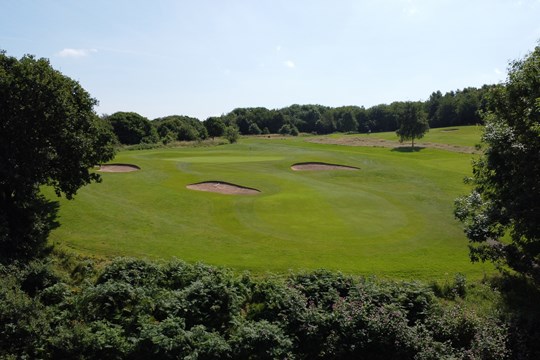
[49,127,492,280]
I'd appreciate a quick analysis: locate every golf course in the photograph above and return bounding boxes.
[48,125,491,280]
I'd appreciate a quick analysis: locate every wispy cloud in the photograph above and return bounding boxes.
[276,45,282,52]
[57,48,97,58]
[494,68,503,75]
[284,60,295,68]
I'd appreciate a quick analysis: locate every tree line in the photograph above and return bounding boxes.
[215,85,492,136]
[103,85,495,146]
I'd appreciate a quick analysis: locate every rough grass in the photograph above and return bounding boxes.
[48,126,492,280]
[347,125,484,147]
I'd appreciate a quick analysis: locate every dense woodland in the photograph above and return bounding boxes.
[103,85,495,145]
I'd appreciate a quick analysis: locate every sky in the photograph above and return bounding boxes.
[1,0,540,120]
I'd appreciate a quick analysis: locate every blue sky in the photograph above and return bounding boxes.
[1,0,540,120]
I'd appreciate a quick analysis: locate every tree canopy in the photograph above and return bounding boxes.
[224,125,240,144]
[0,51,116,260]
[395,102,429,148]
[106,111,158,145]
[204,116,226,139]
[454,45,540,283]
[153,115,208,142]
[204,87,490,138]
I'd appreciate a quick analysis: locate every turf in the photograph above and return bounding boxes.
[48,126,493,280]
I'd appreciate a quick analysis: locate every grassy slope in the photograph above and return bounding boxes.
[49,126,492,280]
[335,125,484,147]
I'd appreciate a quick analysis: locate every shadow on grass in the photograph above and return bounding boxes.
[391,146,425,153]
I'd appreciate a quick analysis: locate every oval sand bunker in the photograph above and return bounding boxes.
[291,162,359,171]
[98,164,141,173]
[187,181,260,195]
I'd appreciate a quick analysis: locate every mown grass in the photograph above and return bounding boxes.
[48,126,492,280]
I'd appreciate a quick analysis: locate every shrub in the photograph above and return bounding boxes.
[179,273,246,331]
[248,122,262,135]
[431,273,468,300]
[424,304,509,358]
[96,257,162,286]
[0,282,51,358]
[245,277,307,324]
[230,320,293,359]
[0,257,517,358]
[288,269,354,310]
[224,126,240,144]
[18,260,61,297]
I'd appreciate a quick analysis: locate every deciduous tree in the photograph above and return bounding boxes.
[0,51,116,260]
[154,115,207,142]
[106,111,158,145]
[224,125,240,144]
[454,45,540,283]
[204,117,226,139]
[395,102,429,148]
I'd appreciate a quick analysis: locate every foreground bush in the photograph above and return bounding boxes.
[0,258,517,359]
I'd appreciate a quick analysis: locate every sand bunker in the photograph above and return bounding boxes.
[291,162,359,171]
[97,164,141,173]
[186,181,260,195]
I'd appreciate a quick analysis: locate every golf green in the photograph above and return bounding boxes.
[49,127,492,280]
